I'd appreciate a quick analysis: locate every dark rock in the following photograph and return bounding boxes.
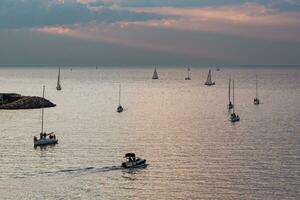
[0,96,56,109]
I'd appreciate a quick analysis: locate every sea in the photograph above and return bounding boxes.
[0,67,299,199]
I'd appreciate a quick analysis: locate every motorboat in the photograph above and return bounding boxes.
[34,132,58,146]
[122,153,147,169]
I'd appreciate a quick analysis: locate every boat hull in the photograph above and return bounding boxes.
[122,159,147,169]
[34,139,58,146]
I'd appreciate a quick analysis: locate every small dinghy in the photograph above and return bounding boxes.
[122,153,147,169]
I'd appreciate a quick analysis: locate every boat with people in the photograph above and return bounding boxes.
[33,86,58,147]
[230,80,240,122]
[116,84,123,113]
[152,67,159,79]
[121,153,147,169]
[254,75,260,105]
[204,69,215,86]
[56,67,62,91]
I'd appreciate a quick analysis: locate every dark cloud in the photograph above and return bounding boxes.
[0,0,165,29]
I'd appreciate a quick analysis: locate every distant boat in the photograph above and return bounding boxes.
[33,86,58,147]
[228,76,233,109]
[56,67,62,91]
[185,66,191,80]
[152,67,159,79]
[117,84,123,113]
[230,80,240,122]
[216,68,220,71]
[122,153,147,169]
[254,75,260,105]
[204,69,215,86]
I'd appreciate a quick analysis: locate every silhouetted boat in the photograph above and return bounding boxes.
[152,67,159,79]
[122,153,147,169]
[185,66,191,80]
[33,86,58,146]
[228,76,233,109]
[230,80,240,122]
[254,75,260,105]
[117,84,123,113]
[204,69,215,86]
[56,67,62,91]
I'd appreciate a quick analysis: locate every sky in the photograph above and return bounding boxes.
[1,0,300,66]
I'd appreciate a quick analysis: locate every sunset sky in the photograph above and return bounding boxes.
[1,0,300,66]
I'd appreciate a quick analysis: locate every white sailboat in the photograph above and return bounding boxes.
[228,76,233,109]
[204,69,215,86]
[56,67,62,91]
[152,67,159,79]
[117,84,123,113]
[230,80,240,122]
[254,75,260,105]
[33,86,58,146]
[185,66,191,80]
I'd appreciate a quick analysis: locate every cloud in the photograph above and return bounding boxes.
[0,0,165,29]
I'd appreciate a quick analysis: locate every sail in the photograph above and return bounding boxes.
[205,69,212,84]
[152,67,159,79]
[56,67,62,90]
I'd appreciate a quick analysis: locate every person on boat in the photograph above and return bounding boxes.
[53,134,56,139]
[34,136,37,141]
[229,101,233,106]
[40,133,43,139]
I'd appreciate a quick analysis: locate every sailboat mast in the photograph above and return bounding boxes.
[57,67,60,86]
[256,74,258,99]
[119,84,121,106]
[187,66,190,78]
[228,76,231,103]
[233,80,235,113]
[41,85,45,133]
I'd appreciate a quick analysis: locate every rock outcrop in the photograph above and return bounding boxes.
[0,96,56,109]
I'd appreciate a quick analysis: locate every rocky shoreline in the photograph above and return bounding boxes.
[0,96,56,109]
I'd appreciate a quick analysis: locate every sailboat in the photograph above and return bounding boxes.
[204,69,215,86]
[33,86,58,146]
[117,84,123,113]
[185,66,191,80]
[254,75,260,105]
[152,67,159,79]
[56,67,62,91]
[228,76,233,109]
[230,80,240,122]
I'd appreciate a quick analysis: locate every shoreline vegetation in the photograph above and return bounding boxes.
[0,93,55,109]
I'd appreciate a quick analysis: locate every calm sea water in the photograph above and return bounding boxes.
[0,67,299,199]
